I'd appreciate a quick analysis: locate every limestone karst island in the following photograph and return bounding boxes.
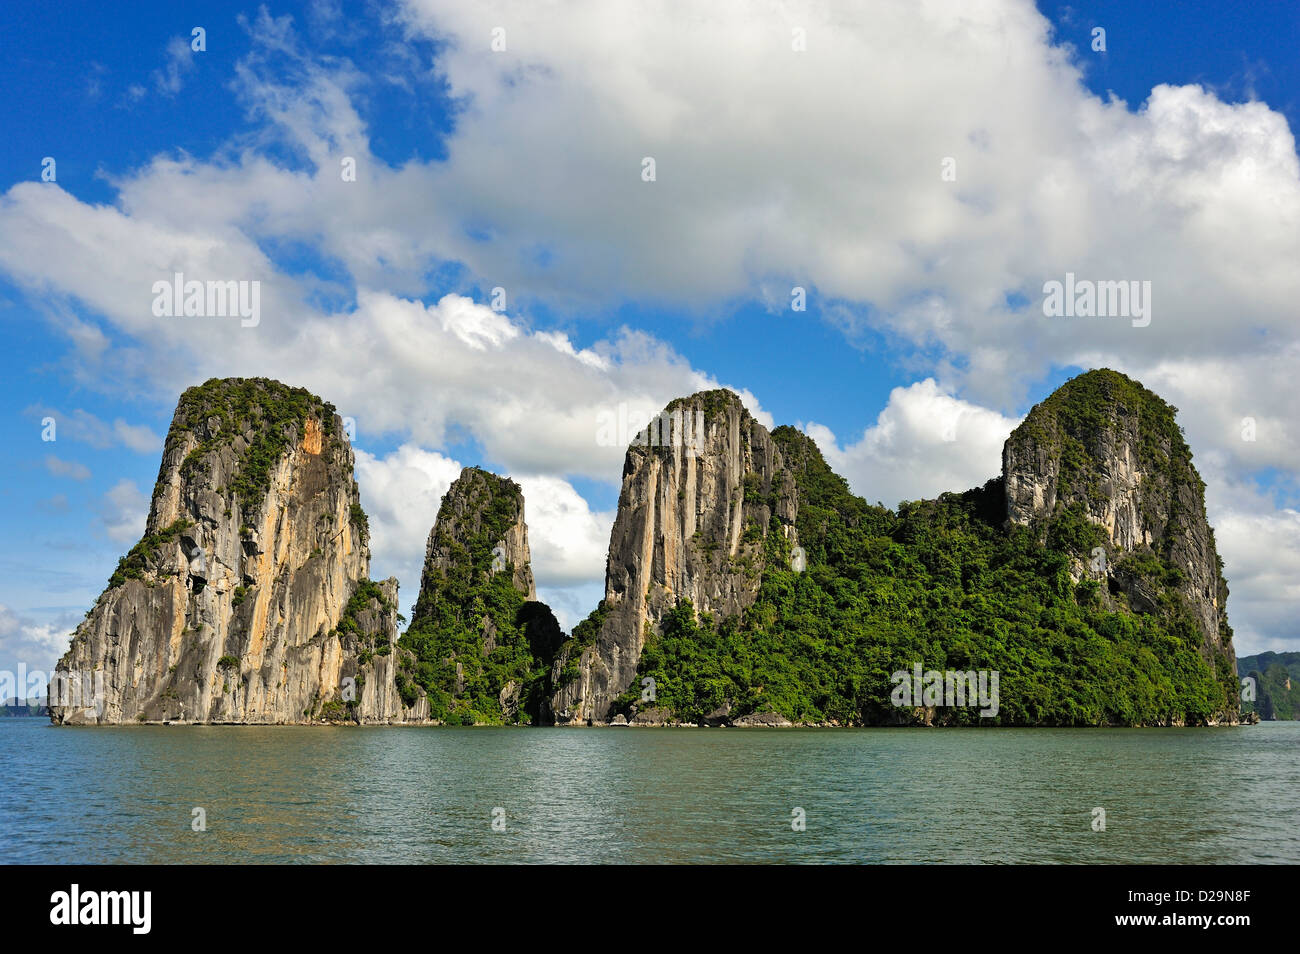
[50,370,1241,728]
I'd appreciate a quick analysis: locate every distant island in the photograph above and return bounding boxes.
[51,369,1241,728]
[1238,652,1300,720]
[2,698,48,717]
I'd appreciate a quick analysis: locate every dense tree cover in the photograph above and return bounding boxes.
[391,371,1237,727]
[1240,652,1300,720]
[617,426,1233,726]
[397,471,563,724]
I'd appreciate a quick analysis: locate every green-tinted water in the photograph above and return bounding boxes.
[4,720,1296,863]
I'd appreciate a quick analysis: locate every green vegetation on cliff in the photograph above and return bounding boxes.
[332,579,395,663]
[1016,369,1201,510]
[105,378,371,592]
[398,470,563,724]
[169,377,339,520]
[620,413,1233,726]
[1240,652,1300,720]
[107,518,194,589]
[1008,370,1226,627]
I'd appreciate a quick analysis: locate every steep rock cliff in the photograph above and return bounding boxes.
[49,378,429,725]
[1002,368,1237,713]
[413,467,537,613]
[562,372,1239,727]
[399,468,564,724]
[550,390,799,724]
[51,371,1239,729]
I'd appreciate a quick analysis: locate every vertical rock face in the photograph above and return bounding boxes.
[49,378,427,725]
[550,390,798,724]
[50,371,1239,729]
[343,578,429,723]
[400,467,564,724]
[1001,369,1236,713]
[413,467,536,615]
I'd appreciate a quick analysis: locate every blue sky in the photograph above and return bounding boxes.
[1,0,1298,680]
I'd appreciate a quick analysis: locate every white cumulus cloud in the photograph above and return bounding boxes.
[804,379,1021,507]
